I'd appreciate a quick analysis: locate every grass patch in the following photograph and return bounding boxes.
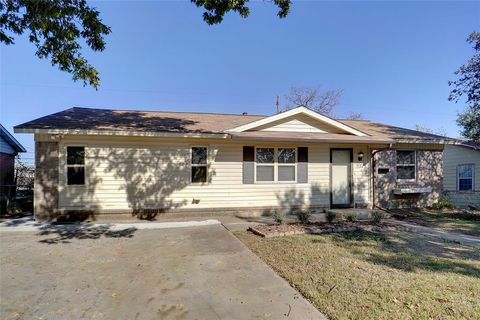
[235,229,480,320]
[398,210,480,236]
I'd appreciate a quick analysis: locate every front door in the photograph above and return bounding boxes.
[331,149,352,208]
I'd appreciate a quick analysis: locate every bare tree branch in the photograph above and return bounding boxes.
[284,86,343,116]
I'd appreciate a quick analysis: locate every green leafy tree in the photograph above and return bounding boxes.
[449,31,480,143]
[191,0,290,25]
[456,107,479,143]
[0,0,111,89]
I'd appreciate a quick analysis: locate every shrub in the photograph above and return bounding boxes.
[272,210,286,224]
[325,210,336,223]
[371,210,384,223]
[431,197,454,210]
[296,210,311,224]
[345,212,357,222]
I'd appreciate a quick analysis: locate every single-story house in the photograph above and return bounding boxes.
[0,123,26,203]
[443,142,480,208]
[15,106,455,221]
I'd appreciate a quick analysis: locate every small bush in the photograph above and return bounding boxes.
[296,210,311,224]
[431,197,454,210]
[371,210,384,223]
[272,210,286,224]
[345,212,357,222]
[325,211,336,223]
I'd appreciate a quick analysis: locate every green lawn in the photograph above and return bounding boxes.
[398,210,480,236]
[235,229,480,320]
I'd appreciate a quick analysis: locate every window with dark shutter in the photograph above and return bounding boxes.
[243,146,255,184]
[297,147,308,183]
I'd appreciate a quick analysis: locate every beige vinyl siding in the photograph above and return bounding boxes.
[444,145,480,191]
[443,145,480,208]
[256,114,347,134]
[51,135,371,212]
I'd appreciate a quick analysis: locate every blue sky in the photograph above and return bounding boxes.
[1,1,478,162]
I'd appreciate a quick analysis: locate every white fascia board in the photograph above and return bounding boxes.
[14,128,229,139]
[226,106,367,136]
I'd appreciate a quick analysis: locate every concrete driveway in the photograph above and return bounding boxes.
[0,222,324,320]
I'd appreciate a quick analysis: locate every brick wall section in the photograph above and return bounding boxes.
[34,141,59,220]
[375,150,443,208]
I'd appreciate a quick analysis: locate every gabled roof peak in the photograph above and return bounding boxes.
[226,106,368,136]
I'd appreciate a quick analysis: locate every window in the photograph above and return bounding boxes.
[191,147,208,183]
[458,164,474,191]
[67,146,85,185]
[256,148,275,181]
[396,150,415,181]
[255,147,297,182]
[278,148,296,181]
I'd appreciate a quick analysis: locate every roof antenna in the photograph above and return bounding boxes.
[276,95,280,113]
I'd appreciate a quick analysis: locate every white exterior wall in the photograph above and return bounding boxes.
[48,135,371,213]
[443,145,480,208]
[0,136,15,155]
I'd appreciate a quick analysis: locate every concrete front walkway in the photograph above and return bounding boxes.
[0,223,325,320]
[387,219,480,247]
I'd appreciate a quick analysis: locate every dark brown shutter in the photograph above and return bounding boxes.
[243,146,255,184]
[297,147,308,183]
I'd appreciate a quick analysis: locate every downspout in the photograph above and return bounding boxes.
[371,145,393,209]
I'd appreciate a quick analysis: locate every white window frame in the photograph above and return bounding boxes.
[254,147,297,183]
[66,145,86,186]
[277,148,297,182]
[457,163,475,192]
[190,146,208,184]
[396,150,416,182]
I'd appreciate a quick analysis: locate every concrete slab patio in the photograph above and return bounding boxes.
[0,223,325,320]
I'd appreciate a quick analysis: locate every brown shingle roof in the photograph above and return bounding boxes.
[15,107,264,134]
[339,120,451,141]
[15,107,452,143]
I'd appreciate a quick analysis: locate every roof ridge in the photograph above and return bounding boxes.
[70,106,267,118]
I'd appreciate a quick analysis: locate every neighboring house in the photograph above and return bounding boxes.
[14,106,454,221]
[443,143,480,208]
[0,124,26,202]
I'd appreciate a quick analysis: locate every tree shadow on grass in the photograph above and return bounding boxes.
[318,230,480,278]
[37,224,137,244]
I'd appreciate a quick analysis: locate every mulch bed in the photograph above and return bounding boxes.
[248,221,375,238]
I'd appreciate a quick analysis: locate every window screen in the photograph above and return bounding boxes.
[67,146,85,185]
[256,148,275,181]
[191,147,208,183]
[396,150,415,180]
[278,148,296,181]
[458,164,474,191]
